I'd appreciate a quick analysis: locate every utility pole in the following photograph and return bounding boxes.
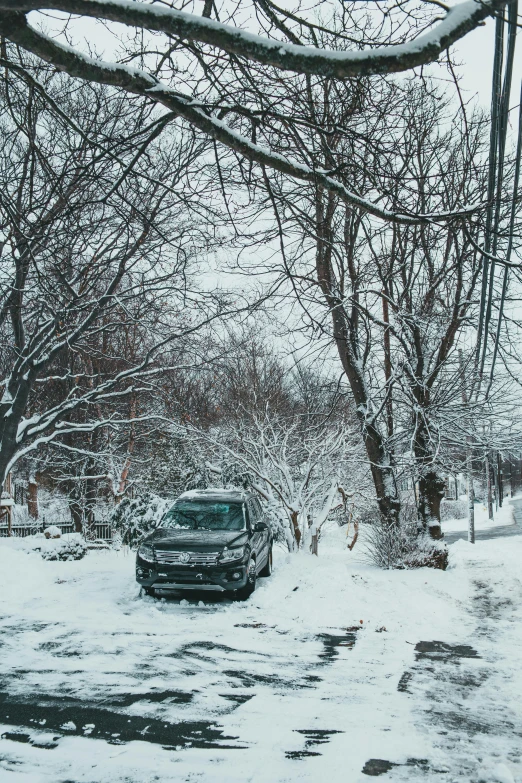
[497,452,503,507]
[459,349,475,543]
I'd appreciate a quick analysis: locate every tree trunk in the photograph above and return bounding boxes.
[497,452,503,507]
[458,349,474,543]
[382,293,393,440]
[335,338,400,526]
[310,523,318,555]
[315,195,400,527]
[114,394,136,503]
[417,471,445,539]
[84,459,97,540]
[70,500,84,534]
[27,476,38,520]
[290,509,301,548]
[412,416,444,539]
[486,454,494,520]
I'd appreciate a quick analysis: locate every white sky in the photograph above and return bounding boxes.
[455,15,522,116]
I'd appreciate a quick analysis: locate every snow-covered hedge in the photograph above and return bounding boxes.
[110,493,171,547]
[440,499,468,522]
[40,537,87,561]
[10,533,87,561]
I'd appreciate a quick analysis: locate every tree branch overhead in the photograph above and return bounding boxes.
[0,0,504,78]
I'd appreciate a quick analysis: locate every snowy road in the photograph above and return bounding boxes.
[0,521,521,782]
[445,498,522,544]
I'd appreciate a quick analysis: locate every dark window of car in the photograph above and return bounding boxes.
[161,500,246,531]
[254,498,263,518]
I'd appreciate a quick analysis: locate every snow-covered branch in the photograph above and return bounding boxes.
[0,0,502,78]
[0,10,489,225]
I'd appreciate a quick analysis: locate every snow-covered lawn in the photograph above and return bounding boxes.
[0,515,521,782]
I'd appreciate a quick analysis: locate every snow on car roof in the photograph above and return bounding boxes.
[178,488,250,501]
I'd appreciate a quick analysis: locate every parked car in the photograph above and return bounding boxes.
[136,489,273,600]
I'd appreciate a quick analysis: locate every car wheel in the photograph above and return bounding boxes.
[143,586,156,598]
[259,546,273,577]
[236,555,257,600]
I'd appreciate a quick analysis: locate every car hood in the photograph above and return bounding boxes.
[150,528,248,550]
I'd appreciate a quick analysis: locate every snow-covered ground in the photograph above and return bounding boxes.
[0,508,521,782]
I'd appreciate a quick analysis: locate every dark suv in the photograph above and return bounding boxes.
[136,489,273,600]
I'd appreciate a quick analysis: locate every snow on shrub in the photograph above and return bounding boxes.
[44,525,62,539]
[110,493,171,547]
[11,533,87,561]
[440,499,468,522]
[40,536,87,561]
[111,530,123,551]
[263,497,292,548]
[363,517,448,570]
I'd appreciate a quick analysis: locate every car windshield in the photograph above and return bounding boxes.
[161,500,246,531]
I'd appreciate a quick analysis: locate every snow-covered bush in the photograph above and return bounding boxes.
[111,530,123,551]
[40,536,87,561]
[12,533,87,561]
[440,499,468,522]
[44,525,62,539]
[263,497,290,546]
[363,517,448,570]
[110,493,171,547]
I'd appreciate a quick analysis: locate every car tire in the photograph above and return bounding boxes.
[259,546,273,577]
[235,555,257,600]
[143,586,156,598]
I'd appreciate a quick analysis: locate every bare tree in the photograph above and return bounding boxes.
[189,409,369,548]
[230,78,501,535]
[0,50,233,489]
[0,0,503,226]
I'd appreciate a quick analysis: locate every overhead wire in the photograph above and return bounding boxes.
[487,81,522,397]
[475,0,519,392]
[475,8,505,374]
[480,0,519,381]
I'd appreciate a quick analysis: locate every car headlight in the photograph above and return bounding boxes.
[138,542,154,562]
[219,546,245,563]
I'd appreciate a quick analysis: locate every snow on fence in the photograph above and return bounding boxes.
[0,520,113,540]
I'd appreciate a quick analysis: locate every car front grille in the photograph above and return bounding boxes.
[154,550,219,566]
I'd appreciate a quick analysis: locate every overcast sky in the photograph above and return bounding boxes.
[455,15,522,118]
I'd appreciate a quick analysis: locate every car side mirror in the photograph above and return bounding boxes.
[254,521,268,532]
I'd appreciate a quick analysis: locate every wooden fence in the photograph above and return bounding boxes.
[0,520,113,540]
